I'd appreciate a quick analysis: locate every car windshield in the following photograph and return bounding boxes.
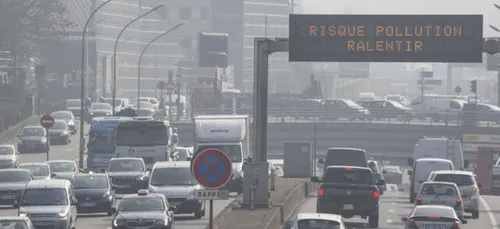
[433,174,474,187]
[389,100,406,108]
[344,100,360,107]
[18,164,49,176]
[296,219,341,229]
[48,162,76,173]
[119,197,165,212]
[108,160,144,172]
[322,168,373,185]
[420,184,457,196]
[73,176,109,189]
[50,121,67,130]
[21,188,68,206]
[91,103,112,110]
[66,100,80,107]
[0,220,28,229]
[0,170,31,182]
[51,112,72,120]
[0,146,14,155]
[197,145,242,162]
[174,148,189,160]
[151,167,197,186]
[412,206,457,219]
[22,128,44,137]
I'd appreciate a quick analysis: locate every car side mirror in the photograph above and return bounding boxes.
[461,219,467,224]
[146,168,152,173]
[310,176,321,183]
[168,206,177,212]
[408,158,414,166]
[172,134,179,144]
[407,170,412,176]
[71,199,78,205]
[401,217,408,222]
[111,207,117,214]
[382,170,387,174]
[51,173,57,178]
[317,159,325,164]
[13,200,18,208]
[464,160,469,169]
[112,185,117,190]
[478,182,484,188]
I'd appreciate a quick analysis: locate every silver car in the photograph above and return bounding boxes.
[428,170,481,219]
[284,213,351,229]
[18,163,56,180]
[0,216,35,229]
[416,181,464,219]
[0,144,19,168]
[402,205,467,229]
[47,160,78,181]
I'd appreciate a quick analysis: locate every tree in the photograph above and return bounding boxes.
[0,0,73,57]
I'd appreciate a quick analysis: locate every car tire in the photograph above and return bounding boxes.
[194,206,203,219]
[368,214,379,228]
[472,210,479,219]
[107,209,113,216]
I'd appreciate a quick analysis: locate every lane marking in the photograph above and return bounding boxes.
[386,219,392,224]
[388,209,394,213]
[479,196,500,229]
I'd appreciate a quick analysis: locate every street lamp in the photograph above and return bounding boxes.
[112,4,164,114]
[137,23,184,111]
[79,0,112,169]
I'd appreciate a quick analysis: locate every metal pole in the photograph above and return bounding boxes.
[252,39,269,162]
[176,82,181,121]
[155,52,159,98]
[313,121,317,176]
[112,4,164,114]
[497,65,500,106]
[80,0,113,169]
[264,15,267,38]
[46,128,50,161]
[209,200,213,229]
[137,23,184,111]
[168,92,172,122]
[420,69,424,103]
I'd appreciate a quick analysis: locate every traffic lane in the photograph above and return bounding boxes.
[478,195,500,228]
[291,192,494,229]
[77,198,235,229]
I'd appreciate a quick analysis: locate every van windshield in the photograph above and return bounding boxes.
[433,174,474,186]
[325,149,367,168]
[323,167,372,185]
[21,188,68,206]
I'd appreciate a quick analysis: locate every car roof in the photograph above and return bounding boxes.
[432,170,473,176]
[416,158,452,163]
[153,161,190,169]
[26,179,69,189]
[47,160,76,164]
[0,144,14,148]
[0,216,30,220]
[296,213,342,221]
[19,162,48,166]
[422,181,458,186]
[122,192,165,200]
[110,157,144,162]
[0,168,30,173]
[74,173,107,178]
[325,165,370,171]
[23,126,43,129]
[52,111,72,114]
[327,147,365,152]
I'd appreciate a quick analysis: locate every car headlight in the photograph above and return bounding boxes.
[61,132,68,136]
[102,191,111,198]
[135,176,146,180]
[68,121,74,126]
[89,112,94,115]
[106,112,111,115]
[113,219,125,227]
[18,212,27,217]
[156,218,168,225]
[40,138,47,143]
[58,211,68,218]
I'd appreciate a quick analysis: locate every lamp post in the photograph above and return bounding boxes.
[137,23,184,111]
[112,4,164,114]
[79,0,112,169]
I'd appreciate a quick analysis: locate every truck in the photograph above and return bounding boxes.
[311,166,381,228]
[193,115,250,194]
[408,136,468,171]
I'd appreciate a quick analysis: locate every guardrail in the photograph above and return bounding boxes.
[170,107,500,127]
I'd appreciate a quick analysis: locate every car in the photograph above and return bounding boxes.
[0,144,19,168]
[427,170,482,219]
[47,160,79,181]
[0,216,35,229]
[16,179,77,229]
[107,157,149,194]
[311,166,382,228]
[415,181,464,219]
[148,161,205,218]
[65,99,82,118]
[0,169,33,206]
[48,120,71,145]
[401,205,467,229]
[132,116,154,121]
[171,147,193,161]
[135,97,160,110]
[73,172,116,215]
[88,103,113,123]
[368,160,387,194]
[130,101,155,116]
[283,213,352,229]
[111,189,176,229]
[18,163,56,180]
[317,147,368,170]
[51,110,77,135]
[381,165,403,184]
[17,126,48,153]
[409,158,454,203]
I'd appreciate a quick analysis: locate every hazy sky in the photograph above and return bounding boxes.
[298,0,500,37]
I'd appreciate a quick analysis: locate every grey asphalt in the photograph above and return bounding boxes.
[0,124,234,229]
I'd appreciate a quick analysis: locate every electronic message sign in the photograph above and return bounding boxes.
[289,15,483,63]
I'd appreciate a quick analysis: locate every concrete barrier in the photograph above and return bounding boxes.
[207,196,243,229]
[0,116,39,144]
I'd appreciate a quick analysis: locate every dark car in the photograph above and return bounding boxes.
[48,120,70,145]
[357,100,413,121]
[111,190,175,229]
[320,99,369,121]
[382,165,403,184]
[73,172,116,215]
[107,157,149,194]
[66,99,82,118]
[311,166,382,228]
[47,160,78,181]
[474,103,500,124]
[18,163,56,180]
[130,101,155,116]
[368,160,387,195]
[0,169,33,205]
[17,126,48,153]
[51,110,77,134]
[87,103,113,123]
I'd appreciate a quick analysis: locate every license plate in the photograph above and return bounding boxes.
[1,195,16,200]
[81,202,96,207]
[170,202,180,206]
[430,200,444,204]
[117,185,131,188]
[27,145,36,148]
[343,204,354,210]
[34,222,51,226]
[422,224,446,229]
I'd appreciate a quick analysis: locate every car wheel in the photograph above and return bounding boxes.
[194,206,203,219]
[368,214,379,228]
[472,210,479,219]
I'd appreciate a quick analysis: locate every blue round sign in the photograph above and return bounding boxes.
[191,148,232,189]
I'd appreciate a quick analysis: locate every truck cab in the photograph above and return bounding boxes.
[193,115,250,194]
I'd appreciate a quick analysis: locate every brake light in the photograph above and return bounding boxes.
[472,186,477,193]
[427,216,440,219]
[416,197,422,205]
[373,191,379,199]
[318,187,324,197]
[346,167,352,171]
[451,220,461,229]
[455,199,462,208]
[407,217,418,228]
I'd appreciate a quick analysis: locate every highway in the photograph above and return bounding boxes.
[287,173,500,229]
[0,123,234,229]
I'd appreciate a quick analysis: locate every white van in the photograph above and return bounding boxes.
[409,158,455,203]
[409,137,467,170]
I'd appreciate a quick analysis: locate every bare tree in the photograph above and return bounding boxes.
[0,0,73,56]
